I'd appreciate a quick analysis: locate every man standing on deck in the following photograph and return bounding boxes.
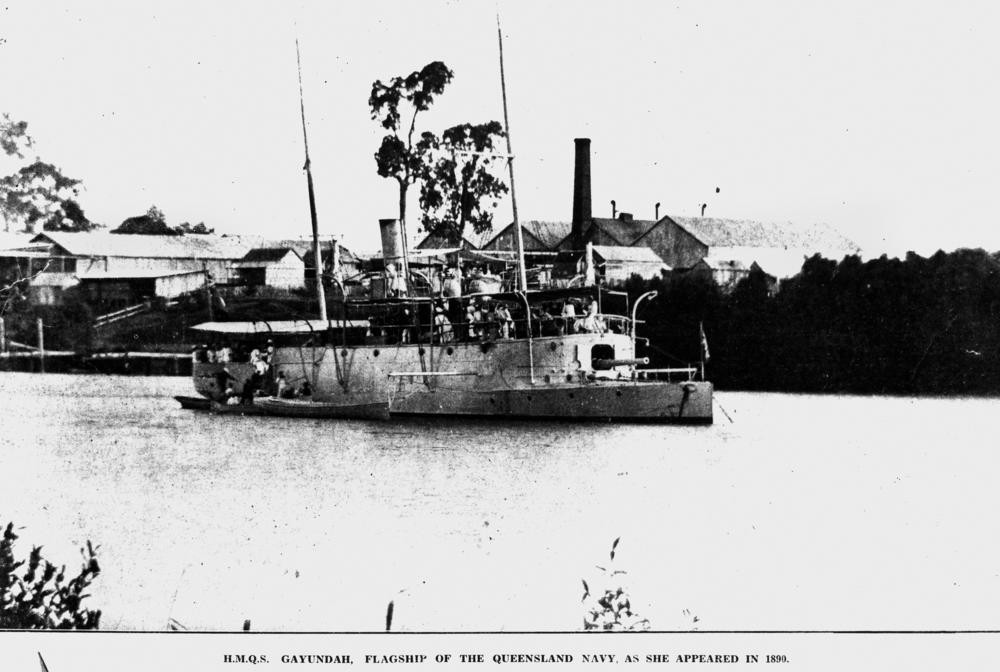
[494,303,513,339]
[466,300,480,340]
[434,304,454,342]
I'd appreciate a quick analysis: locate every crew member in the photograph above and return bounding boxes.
[434,304,454,342]
[494,303,513,339]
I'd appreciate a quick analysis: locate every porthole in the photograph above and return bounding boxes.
[341,350,348,357]
[549,342,557,351]
[418,347,426,356]
[373,349,380,357]
[446,347,454,355]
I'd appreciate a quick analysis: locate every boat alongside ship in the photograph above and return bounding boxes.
[254,396,390,420]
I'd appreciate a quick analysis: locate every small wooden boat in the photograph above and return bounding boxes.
[255,396,390,420]
[174,395,211,411]
[209,400,268,416]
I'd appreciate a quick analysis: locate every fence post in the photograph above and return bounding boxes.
[37,317,45,373]
[0,316,6,353]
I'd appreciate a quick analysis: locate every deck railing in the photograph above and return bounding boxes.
[631,367,699,382]
[365,313,630,345]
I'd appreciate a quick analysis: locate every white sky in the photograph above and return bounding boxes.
[2,0,998,258]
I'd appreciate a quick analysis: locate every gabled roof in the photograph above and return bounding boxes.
[464,227,496,250]
[257,238,358,263]
[29,232,252,260]
[415,231,467,250]
[241,248,302,263]
[589,217,660,246]
[591,245,670,266]
[522,221,572,249]
[481,220,571,251]
[549,217,661,250]
[667,217,859,252]
[414,229,493,251]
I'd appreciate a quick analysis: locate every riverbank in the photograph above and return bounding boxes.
[0,350,192,375]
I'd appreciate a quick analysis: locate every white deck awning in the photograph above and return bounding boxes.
[192,319,370,334]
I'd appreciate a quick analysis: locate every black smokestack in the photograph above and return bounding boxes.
[572,138,592,249]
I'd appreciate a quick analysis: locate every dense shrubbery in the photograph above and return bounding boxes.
[626,248,1000,395]
[0,522,102,629]
[1,288,94,351]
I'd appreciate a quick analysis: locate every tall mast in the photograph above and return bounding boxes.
[496,14,528,292]
[296,39,329,323]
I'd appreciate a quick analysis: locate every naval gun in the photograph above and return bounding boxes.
[592,357,650,371]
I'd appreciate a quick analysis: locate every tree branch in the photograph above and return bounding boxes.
[0,260,50,315]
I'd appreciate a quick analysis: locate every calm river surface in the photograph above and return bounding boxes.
[1,372,998,632]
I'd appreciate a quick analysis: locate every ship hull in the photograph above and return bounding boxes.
[192,333,713,424]
[389,381,712,423]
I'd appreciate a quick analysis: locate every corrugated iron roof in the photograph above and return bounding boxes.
[0,232,35,252]
[241,248,302,263]
[480,220,571,251]
[257,238,356,262]
[590,217,660,246]
[591,245,670,266]
[415,228,497,251]
[522,221,572,249]
[669,217,859,252]
[465,228,495,250]
[30,232,252,259]
[77,269,207,280]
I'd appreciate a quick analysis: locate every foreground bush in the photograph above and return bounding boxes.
[0,522,101,629]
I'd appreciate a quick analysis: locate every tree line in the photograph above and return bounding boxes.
[625,248,1000,395]
[1,113,94,233]
[2,114,212,236]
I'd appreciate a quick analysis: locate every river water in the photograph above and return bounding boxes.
[1,372,997,632]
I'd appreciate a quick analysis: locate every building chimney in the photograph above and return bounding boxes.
[611,199,616,220]
[571,138,592,250]
[655,202,661,219]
